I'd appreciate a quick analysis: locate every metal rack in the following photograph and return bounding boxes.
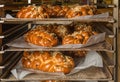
[0,0,119,82]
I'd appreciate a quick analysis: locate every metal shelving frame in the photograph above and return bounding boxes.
[113,0,119,82]
[0,0,119,82]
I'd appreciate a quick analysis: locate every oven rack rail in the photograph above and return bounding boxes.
[0,3,116,8]
[1,41,113,53]
[1,64,112,82]
[0,17,115,23]
[0,22,114,53]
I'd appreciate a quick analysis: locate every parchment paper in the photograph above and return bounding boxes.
[11,51,103,79]
[6,14,14,18]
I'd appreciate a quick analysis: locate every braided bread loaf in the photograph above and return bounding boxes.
[22,51,75,74]
[24,28,58,47]
[62,31,98,45]
[74,23,93,32]
[65,5,96,18]
[30,24,70,39]
[17,5,96,18]
[17,5,49,18]
[52,24,70,38]
[73,51,87,57]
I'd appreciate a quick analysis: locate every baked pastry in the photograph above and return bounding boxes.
[24,28,58,47]
[74,23,92,32]
[73,31,98,44]
[73,51,87,57]
[17,5,49,18]
[34,24,70,39]
[17,5,37,18]
[17,5,96,18]
[44,5,61,18]
[53,25,70,38]
[57,6,70,17]
[57,10,66,17]
[62,35,82,44]
[35,24,54,33]
[62,31,98,45]
[62,6,70,12]
[65,5,96,18]
[65,9,81,18]
[53,5,62,13]
[22,51,75,74]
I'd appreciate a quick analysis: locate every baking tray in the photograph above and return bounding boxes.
[4,41,113,52]
[1,16,114,23]
[1,65,112,81]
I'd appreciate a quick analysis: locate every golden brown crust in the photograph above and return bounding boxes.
[17,5,96,18]
[34,24,70,39]
[74,23,92,32]
[22,51,75,74]
[62,31,98,45]
[17,5,49,18]
[24,29,58,47]
[25,23,98,47]
[62,35,81,45]
[17,6,36,18]
[73,51,87,57]
[65,5,96,18]
[53,25,69,38]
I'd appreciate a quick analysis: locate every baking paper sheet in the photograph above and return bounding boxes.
[11,51,103,79]
[6,14,14,18]
[6,33,105,49]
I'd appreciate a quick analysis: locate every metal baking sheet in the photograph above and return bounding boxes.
[1,16,114,22]
[4,41,113,52]
[1,65,112,81]
[1,12,114,23]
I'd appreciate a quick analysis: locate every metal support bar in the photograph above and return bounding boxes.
[108,5,116,8]
[0,51,4,54]
[1,22,29,38]
[1,52,22,68]
[113,0,119,82]
[0,36,4,39]
[0,5,4,8]
[28,0,31,4]
[93,3,115,8]
[0,21,4,23]
[0,52,16,65]
[2,27,29,46]
[108,20,115,23]
[0,52,22,79]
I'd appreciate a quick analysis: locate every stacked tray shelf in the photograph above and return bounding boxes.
[0,20,114,82]
[1,66,112,81]
[0,21,114,53]
[0,2,118,82]
[3,41,113,52]
[0,16,115,23]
